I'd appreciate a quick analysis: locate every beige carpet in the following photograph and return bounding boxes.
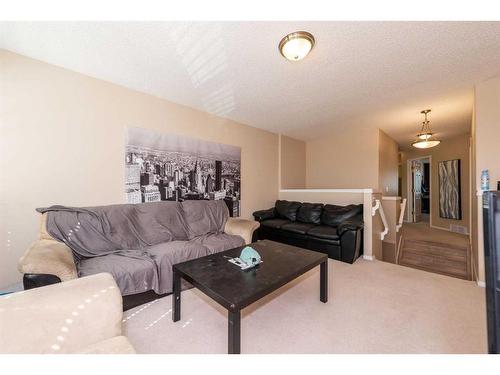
[123,258,486,354]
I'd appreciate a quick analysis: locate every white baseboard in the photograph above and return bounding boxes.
[477,281,485,288]
[363,255,375,261]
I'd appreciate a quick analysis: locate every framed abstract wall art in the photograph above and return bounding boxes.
[438,159,461,220]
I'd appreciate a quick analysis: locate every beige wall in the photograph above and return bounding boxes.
[0,50,280,287]
[472,74,500,283]
[279,190,364,205]
[475,75,500,191]
[306,127,380,190]
[400,133,471,232]
[378,130,399,195]
[305,126,399,195]
[280,135,306,189]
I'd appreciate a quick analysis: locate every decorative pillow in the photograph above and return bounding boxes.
[296,203,324,224]
[275,200,301,221]
[321,204,362,227]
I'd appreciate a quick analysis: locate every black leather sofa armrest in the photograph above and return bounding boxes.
[23,273,62,290]
[337,216,364,237]
[338,215,364,263]
[253,207,275,222]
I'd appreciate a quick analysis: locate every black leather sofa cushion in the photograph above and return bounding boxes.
[321,204,362,227]
[275,200,301,221]
[260,218,291,229]
[310,236,340,246]
[296,203,323,224]
[307,225,339,241]
[281,222,317,235]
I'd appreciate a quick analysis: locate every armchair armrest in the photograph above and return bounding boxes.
[252,207,275,222]
[224,217,260,244]
[0,273,123,353]
[18,239,78,282]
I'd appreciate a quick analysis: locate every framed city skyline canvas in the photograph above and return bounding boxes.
[438,159,462,220]
[125,127,241,216]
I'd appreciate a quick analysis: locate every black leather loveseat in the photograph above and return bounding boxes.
[253,200,363,264]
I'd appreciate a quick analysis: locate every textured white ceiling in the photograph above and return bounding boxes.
[1,21,500,145]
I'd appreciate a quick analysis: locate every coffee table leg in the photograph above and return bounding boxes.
[228,310,241,354]
[172,269,181,322]
[320,260,328,303]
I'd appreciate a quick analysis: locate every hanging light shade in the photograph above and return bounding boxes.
[412,109,441,149]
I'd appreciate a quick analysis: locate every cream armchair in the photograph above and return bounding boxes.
[0,273,135,354]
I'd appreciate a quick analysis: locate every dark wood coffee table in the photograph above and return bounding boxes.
[172,239,328,354]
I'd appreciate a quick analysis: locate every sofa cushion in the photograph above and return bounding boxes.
[181,200,229,240]
[275,200,301,221]
[94,201,188,246]
[38,202,188,260]
[146,240,212,294]
[307,225,340,241]
[281,222,317,235]
[77,254,159,296]
[191,233,245,254]
[260,218,291,229]
[296,203,323,224]
[321,204,362,227]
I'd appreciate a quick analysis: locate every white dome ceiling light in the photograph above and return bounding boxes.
[279,31,315,61]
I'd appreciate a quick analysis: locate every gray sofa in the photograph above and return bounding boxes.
[18,200,260,309]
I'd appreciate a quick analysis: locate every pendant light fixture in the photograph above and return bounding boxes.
[279,31,315,61]
[412,109,441,149]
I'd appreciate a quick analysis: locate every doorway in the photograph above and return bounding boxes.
[407,156,431,224]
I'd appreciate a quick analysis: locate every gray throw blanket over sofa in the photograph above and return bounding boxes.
[19,200,260,296]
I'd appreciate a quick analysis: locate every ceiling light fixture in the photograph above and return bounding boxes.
[412,109,441,149]
[279,31,315,61]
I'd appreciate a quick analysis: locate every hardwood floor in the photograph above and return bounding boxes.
[398,223,471,280]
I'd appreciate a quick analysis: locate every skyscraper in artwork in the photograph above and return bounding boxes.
[215,160,222,190]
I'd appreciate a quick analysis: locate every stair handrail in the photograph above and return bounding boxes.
[396,198,407,232]
[371,199,380,216]
[372,198,389,241]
